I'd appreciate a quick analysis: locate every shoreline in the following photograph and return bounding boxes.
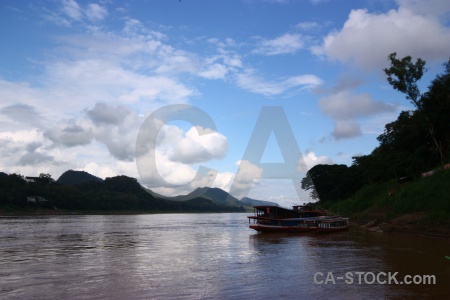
[0,207,248,216]
[355,214,450,238]
[2,208,449,239]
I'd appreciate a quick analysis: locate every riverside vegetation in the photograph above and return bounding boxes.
[0,170,278,214]
[301,54,450,236]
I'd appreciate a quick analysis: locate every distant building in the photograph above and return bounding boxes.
[27,196,48,203]
[25,176,40,183]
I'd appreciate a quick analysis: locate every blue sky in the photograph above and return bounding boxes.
[1,0,450,207]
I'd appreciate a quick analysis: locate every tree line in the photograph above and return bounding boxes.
[0,173,245,212]
[302,54,450,202]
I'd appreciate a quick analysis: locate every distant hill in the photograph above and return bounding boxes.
[0,171,245,213]
[240,197,278,207]
[172,187,243,207]
[57,170,103,185]
[144,188,171,199]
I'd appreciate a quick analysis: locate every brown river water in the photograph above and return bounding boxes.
[0,213,449,299]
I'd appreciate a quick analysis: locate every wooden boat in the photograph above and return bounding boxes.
[248,205,346,233]
[316,217,349,233]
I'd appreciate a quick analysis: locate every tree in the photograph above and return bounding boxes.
[421,59,450,163]
[38,173,54,184]
[300,174,319,201]
[302,164,361,202]
[384,52,446,164]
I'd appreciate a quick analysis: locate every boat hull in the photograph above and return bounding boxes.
[316,226,349,233]
[249,224,317,233]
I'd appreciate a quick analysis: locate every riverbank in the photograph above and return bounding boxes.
[0,206,249,216]
[322,169,450,238]
[355,214,450,238]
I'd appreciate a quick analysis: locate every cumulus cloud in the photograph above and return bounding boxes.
[397,0,450,17]
[198,63,229,79]
[314,2,450,70]
[297,150,333,172]
[1,1,325,198]
[17,152,54,166]
[318,78,396,140]
[135,121,230,190]
[0,104,41,126]
[169,127,228,164]
[319,90,395,120]
[44,121,93,147]
[229,160,264,198]
[86,103,141,162]
[331,120,362,140]
[87,103,130,125]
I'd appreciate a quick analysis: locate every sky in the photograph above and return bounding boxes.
[1,0,450,208]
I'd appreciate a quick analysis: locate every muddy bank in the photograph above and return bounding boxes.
[356,213,450,238]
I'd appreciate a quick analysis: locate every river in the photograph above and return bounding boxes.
[0,213,449,299]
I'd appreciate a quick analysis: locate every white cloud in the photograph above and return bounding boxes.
[295,22,320,31]
[169,126,228,164]
[253,33,304,55]
[396,0,450,17]
[86,103,130,125]
[235,69,322,96]
[229,160,264,198]
[315,4,450,70]
[297,150,333,172]
[331,120,362,140]
[44,120,93,147]
[86,3,108,22]
[0,104,42,126]
[2,1,327,200]
[61,0,82,20]
[46,0,109,26]
[318,78,396,140]
[319,90,395,120]
[198,63,229,79]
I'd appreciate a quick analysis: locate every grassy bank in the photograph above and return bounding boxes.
[318,170,450,233]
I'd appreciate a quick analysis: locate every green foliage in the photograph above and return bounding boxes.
[385,53,448,164]
[0,173,245,213]
[384,52,426,106]
[0,173,27,207]
[390,171,450,217]
[57,170,103,185]
[302,164,363,202]
[321,170,450,224]
[302,55,449,206]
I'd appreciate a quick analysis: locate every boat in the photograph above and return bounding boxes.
[316,217,349,233]
[247,205,347,233]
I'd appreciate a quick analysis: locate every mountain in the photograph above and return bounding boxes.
[240,197,278,207]
[57,170,103,185]
[172,187,243,207]
[0,170,245,213]
[144,188,171,199]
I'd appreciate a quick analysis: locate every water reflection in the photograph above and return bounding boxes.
[0,214,449,299]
